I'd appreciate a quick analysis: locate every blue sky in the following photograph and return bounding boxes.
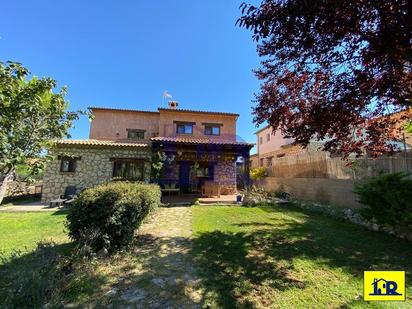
[1,1,261,152]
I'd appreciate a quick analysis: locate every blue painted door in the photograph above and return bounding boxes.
[179,162,190,193]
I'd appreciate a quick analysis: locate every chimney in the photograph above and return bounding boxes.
[168,101,179,109]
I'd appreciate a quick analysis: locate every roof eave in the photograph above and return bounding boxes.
[157,108,239,117]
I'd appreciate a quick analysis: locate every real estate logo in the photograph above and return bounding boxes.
[364,271,405,301]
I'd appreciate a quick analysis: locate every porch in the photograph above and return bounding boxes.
[161,194,238,206]
[152,138,252,198]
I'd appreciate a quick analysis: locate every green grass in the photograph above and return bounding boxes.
[0,211,69,256]
[192,205,412,308]
[1,205,412,308]
[0,211,71,308]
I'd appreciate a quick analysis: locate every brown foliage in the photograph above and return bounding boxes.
[238,0,411,156]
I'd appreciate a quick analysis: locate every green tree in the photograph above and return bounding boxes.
[0,61,84,204]
[151,151,166,182]
[406,122,412,134]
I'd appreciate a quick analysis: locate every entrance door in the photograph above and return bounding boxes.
[179,161,190,193]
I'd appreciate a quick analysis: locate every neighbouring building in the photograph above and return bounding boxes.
[252,109,412,169]
[251,125,304,168]
[41,102,253,203]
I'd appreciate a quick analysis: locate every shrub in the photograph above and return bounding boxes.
[242,185,270,207]
[250,167,266,180]
[66,181,161,253]
[354,172,412,228]
[274,184,291,200]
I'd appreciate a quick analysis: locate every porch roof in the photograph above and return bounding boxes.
[151,136,254,147]
[55,139,150,148]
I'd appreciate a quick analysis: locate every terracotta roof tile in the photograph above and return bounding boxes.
[158,108,239,116]
[89,106,239,117]
[151,136,254,147]
[89,106,159,114]
[56,139,150,148]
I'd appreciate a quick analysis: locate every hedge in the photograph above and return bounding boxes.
[66,181,161,253]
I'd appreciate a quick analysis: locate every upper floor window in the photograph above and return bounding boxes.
[266,133,270,142]
[59,156,80,173]
[266,156,273,167]
[127,129,145,140]
[175,122,194,135]
[259,136,263,144]
[204,124,220,136]
[259,158,264,166]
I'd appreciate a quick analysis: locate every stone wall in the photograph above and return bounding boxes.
[42,146,151,203]
[6,181,42,197]
[160,160,238,195]
[214,160,237,194]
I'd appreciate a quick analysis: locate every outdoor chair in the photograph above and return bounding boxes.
[49,185,77,208]
[161,183,180,196]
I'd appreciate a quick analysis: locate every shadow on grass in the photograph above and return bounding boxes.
[0,221,200,308]
[39,234,202,308]
[0,242,74,308]
[192,205,412,308]
[50,209,69,216]
[3,205,411,308]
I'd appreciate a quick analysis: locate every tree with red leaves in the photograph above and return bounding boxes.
[238,0,411,157]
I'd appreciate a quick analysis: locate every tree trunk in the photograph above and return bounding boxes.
[0,171,14,205]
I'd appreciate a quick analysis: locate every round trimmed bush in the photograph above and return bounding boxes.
[355,172,412,227]
[66,181,161,253]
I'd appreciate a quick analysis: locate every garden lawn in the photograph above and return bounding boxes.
[0,211,69,257]
[192,205,412,308]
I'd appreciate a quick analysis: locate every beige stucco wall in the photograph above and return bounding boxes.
[159,110,237,140]
[89,108,239,141]
[250,154,259,168]
[89,109,160,140]
[256,126,294,156]
[256,177,361,208]
[42,146,151,203]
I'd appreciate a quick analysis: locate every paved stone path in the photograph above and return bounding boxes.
[112,206,203,308]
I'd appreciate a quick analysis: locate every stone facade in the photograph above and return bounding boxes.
[41,146,151,203]
[214,160,237,194]
[160,159,237,194]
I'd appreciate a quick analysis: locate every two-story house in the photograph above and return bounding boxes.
[250,125,302,168]
[251,109,412,169]
[41,102,253,203]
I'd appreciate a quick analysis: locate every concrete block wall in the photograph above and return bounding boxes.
[256,177,361,208]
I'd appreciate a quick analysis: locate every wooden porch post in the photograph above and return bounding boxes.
[243,151,251,189]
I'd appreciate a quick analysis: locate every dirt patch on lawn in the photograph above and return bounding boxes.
[107,207,204,308]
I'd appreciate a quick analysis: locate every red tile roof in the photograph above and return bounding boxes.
[157,108,239,117]
[89,106,239,117]
[89,106,159,114]
[151,136,254,147]
[56,139,150,148]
